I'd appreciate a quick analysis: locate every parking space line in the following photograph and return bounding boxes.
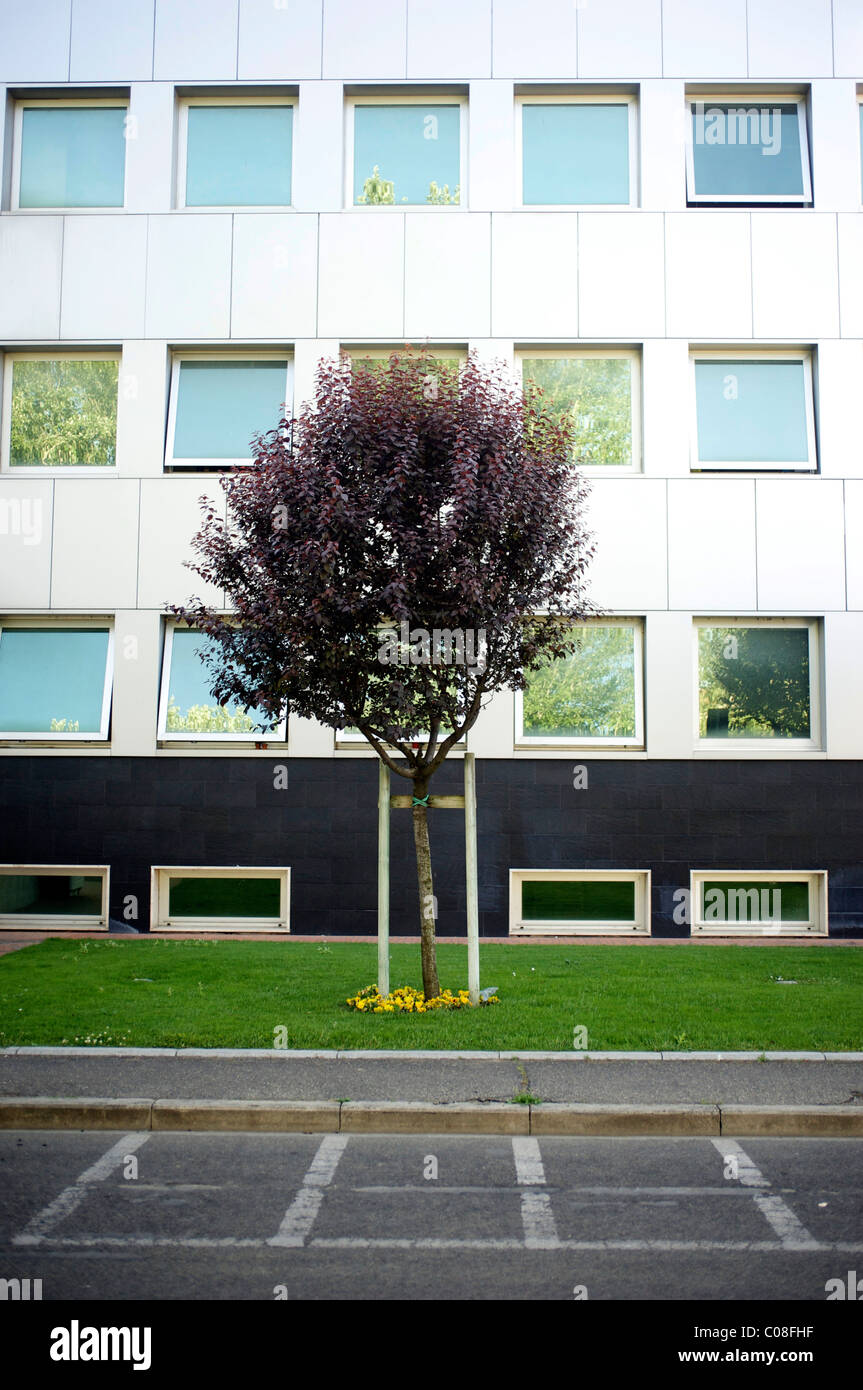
[512,1136,561,1249]
[21,1235,863,1252]
[268,1134,348,1248]
[711,1139,819,1250]
[12,1133,150,1247]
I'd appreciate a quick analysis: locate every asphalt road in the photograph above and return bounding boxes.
[1,1130,861,1302]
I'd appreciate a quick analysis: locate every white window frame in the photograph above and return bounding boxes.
[516,93,639,209]
[509,869,651,935]
[1,351,121,476]
[684,93,812,206]
[345,92,468,210]
[689,349,817,473]
[158,622,287,745]
[176,94,296,211]
[693,617,821,753]
[11,97,129,213]
[150,866,290,932]
[517,347,642,474]
[0,864,110,930]
[164,352,293,471]
[690,869,827,936]
[858,93,863,207]
[0,617,114,742]
[515,617,644,749]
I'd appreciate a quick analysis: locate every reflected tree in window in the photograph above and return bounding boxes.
[698,626,810,739]
[9,360,118,467]
[523,625,637,739]
[522,358,632,466]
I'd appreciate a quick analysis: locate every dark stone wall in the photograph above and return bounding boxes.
[1,756,861,936]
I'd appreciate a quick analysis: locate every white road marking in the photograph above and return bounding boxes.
[512,1137,561,1248]
[22,1235,863,1253]
[268,1134,348,1248]
[12,1133,150,1247]
[711,1138,819,1250]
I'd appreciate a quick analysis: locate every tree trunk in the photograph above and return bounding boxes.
[412,778,440,999]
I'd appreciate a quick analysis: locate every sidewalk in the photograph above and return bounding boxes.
[1,1048,861,1136]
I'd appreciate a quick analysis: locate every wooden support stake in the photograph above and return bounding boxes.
[377,758,390,997]
[464,752,480,1006]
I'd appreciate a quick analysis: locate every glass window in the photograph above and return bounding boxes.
[167,358,290,467]
[691,871,826,934]
[693,358,813,469]
[0,627,112,739]
[183,103,292,207]
[859,102,863,201]
[520,355,636,468]
[152,866,289,930]
[0,867,108,928]
[352,103,461,205]
[519,623,642,745]
[159,628,285,741]
[4,357,119,469]
[687,99,810,204]
[17,104,126,209]
[697,623,814,743]
[521,102,631,205]
[510,870,650,934]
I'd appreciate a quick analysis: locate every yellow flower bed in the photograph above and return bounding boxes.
[346,984,499,1014]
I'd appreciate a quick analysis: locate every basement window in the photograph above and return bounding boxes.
[0,865,109,929]
[509,869,651,934]
[150,867,290,931]
[690,870,827,935]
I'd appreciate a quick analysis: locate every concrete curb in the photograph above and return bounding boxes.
[3,1047,862,1061]
[2,1097,863,1136]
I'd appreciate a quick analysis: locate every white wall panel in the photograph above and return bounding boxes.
[815,340,863,478]
[70,0,155,81]
[0,217,62,339]
[662,0,748,78]
[60,216,147,339]
[0,478,53,607]
[583,478,668,610]
[751,214,839,340]
[644,611,693,758]
[667,479,756,610]
[292,338,339,412]
[317,213,404,338]
[577,0,662,79]
[404,213,490,338]
[238,0,322,80]
[642,340,689,477]
[292,83,344,213]
[115,341,171,479]
[407,0,490,78]
[665,212,752,339]
[0,0,70,81]
[491,0,577,80]
[110,609,160,755]
[469,81,515,211]
[833,0,863,76]
[746,0,833,77]
[755,479,846,610]
[153,0,238,80]
[578,213,664,338]
[823,612,863,757]
[231,214,318,339]
[322,0,406,79]
[491,214,577,338]
[145,214,232,339]
[640,80,687,210]
[468,687,514,757]
[844,480,863,609]
[51,480,139,608]
[810,80,861,211]
[124,84,175,215]
[837,214,863,338]
[138,477,223,609]
[289,714,340,757]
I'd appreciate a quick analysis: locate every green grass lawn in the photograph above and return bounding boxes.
[0,938,861,1050]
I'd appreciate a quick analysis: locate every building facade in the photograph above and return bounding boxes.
[1,0,862,939]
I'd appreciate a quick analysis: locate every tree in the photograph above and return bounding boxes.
[172,350,595,998]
